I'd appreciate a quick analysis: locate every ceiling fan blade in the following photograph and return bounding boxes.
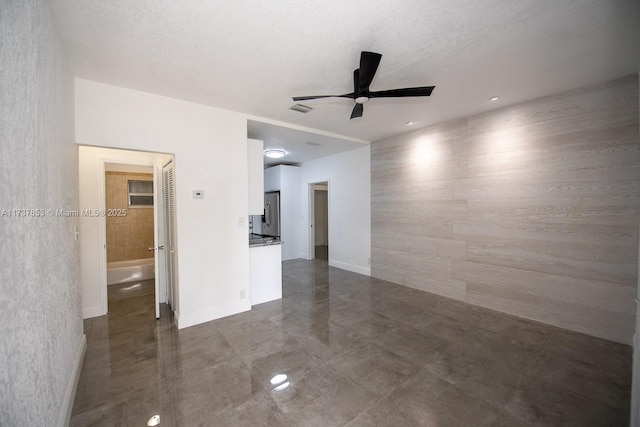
[353,69,359,94]
[350,103,363,119]
[359,51,382,91]
[292,93,354,101]
[369,86,435,98]
[293,51,433,120]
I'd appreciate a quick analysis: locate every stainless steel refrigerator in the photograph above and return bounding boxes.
[262,191,281,238]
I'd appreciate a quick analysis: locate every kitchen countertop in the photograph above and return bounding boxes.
[249,233,282,247]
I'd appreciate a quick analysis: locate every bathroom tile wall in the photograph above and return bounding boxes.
[105,172,154,262]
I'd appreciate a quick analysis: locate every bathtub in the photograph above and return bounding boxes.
[107,258,155,285]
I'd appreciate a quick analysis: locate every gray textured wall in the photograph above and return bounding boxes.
[371,76,639,344]
[0,0,83,424]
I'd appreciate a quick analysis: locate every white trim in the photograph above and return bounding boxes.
[329,259,371,276]
[57,334,86,427]
[308,180,330,261]
[173,311,180,329]
[97,163,108,316]
[308,183,315,260]
[99,157,158,316]
[245,115,370,145]
[176,299,251,329]
[152,162,160,319]
[629,222,640,425]
[82,305,104,319]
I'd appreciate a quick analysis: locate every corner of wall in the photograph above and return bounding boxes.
[57,335,86,427]
[176,299,251,329]
[82,305,105,319]
[330,260,371,276]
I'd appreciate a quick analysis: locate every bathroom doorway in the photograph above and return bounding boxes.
[309,182,329,261]
[104,164,157,316]
[78,146,175,321]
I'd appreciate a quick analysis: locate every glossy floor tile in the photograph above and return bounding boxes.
[314,245,328,261]
[71,260,632,426]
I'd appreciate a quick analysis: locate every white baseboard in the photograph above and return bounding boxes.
[173,308,180,329]
[329,259,371,276]
[82,305,104,319]
[57,334,86,427]
[176,299,252,329]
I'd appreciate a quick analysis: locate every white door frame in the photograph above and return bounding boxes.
[151,160,166,318]
[97,157,168,317]
[308,181,329,260]
[162,159,179,316]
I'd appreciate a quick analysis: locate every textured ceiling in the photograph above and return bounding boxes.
[51,0,639,147]
[248,120,366,167]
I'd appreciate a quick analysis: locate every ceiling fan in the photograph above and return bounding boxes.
[292,51,435,119]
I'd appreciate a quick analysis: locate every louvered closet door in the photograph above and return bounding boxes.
[163,160,178,312]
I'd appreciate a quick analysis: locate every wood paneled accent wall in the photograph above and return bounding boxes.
[371,76,639,344]
[105,172,154,262]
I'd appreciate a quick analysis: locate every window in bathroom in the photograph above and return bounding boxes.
[128,180,153,207]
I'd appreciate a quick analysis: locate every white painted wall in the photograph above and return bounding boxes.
[1,1,84,425]
[281,166,302,260]
[75,79,251,328]
[264,165,302,260]
[247,138,264,215]
[264,165,281,192]
[632,242,640,425]
[78,146,172,318]
[249,244,283,305]
[299,146,371,275]
[630,78,640,427]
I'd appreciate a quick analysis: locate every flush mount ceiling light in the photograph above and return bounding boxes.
[264,149,286,159]
[405,121,415,126]
[147,415,160,426]
[489,96,500,101]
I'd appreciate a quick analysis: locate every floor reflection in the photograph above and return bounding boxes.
[71,260,632,426]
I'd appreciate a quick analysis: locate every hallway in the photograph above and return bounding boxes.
[71,260,632,426]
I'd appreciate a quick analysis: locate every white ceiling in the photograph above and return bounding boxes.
[248,120,367,167]
[51,0,639,161]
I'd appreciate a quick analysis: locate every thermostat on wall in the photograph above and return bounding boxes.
[192,190,204,199]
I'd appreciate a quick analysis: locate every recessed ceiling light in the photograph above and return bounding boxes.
[405,121,415,126]
[147,415,160,426]
[489,96,499,101]
[264,149,286,159]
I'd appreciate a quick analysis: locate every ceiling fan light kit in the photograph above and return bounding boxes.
[293,51,435,119]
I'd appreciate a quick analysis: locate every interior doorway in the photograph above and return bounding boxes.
[104,164,157,317]
[309,182,329,261]
[78,146,176,321]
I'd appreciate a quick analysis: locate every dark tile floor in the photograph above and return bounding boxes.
[315,245,328,261]
[71,260,632,426]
